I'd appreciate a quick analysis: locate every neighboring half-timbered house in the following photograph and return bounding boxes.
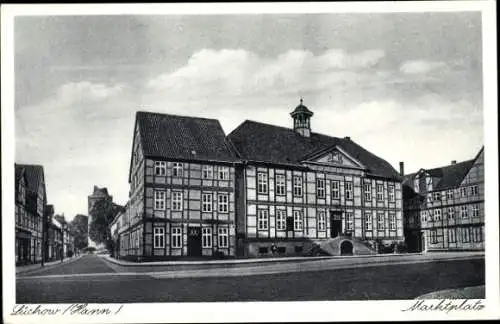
[403,147,484,252]
[15,164,46,265]
[228,100,404,257]
[120,111,240,261]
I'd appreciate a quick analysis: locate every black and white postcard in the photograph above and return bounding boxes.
[2,1,498,323]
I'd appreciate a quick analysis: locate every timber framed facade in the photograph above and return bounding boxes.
[15,164,46,265]
[116,112,240,261]
[114,100,405,260]
[403,147,484,252]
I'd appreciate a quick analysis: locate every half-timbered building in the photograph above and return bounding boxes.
[15,164,46,265]
[228,100,404,257]
[119,111,240,261]
[403,147,484,252]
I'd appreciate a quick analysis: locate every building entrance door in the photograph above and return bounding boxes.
[187,227,202,257]
[330,211,342,238]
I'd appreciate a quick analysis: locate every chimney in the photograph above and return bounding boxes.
[399,161,405,176]
[344,136,351,140]
[451,160,457,165]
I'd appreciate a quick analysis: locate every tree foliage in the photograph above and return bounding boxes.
[88,199,122,250]
[69,214,89,250]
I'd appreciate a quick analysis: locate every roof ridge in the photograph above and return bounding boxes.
[136,110,220,122]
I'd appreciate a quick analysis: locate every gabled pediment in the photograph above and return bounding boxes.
[304,145,365,169]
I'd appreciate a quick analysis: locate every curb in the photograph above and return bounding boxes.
[102,251,483,267]
[16,254,84,275]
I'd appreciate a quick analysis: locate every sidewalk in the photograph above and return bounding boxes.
[16,254,83,275]
[416,285,485,299]
[103,251,484,267]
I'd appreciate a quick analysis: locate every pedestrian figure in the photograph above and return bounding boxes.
[271,243,277,256]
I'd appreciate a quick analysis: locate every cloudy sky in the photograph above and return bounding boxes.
[14,12,484,220]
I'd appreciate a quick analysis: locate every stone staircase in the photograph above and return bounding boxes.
[311,235,377,256]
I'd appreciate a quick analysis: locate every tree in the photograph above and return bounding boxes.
[88,199,123,251]
[69,214,89,250]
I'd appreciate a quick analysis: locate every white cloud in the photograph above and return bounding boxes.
[147,48,386,98]
[399,59,447,75]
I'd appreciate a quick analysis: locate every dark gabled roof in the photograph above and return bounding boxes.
[402,146,483,191]
[227,120,401,180]
[426,159,475,190]
[136,111,239,163]
[15,164,44,194]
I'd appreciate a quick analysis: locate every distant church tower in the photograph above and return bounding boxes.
[290,97,313,137]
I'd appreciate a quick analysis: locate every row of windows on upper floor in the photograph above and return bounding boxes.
[254,209,398,232]
[153,190,230,213]
[420,204,482,222]
[426,185,480,203]
[15,206,43,232]
[131,162,232,192]
[154,162,231,180]
[256,173,397,202]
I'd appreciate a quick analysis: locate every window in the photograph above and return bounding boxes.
[171,191,183,211]
[293,210,303,230]
[434,209,442,221]
[218,227,228,248]
[461,205,468,218]
[448,207,455,219]
[218,194,229,213]
[257,172,268,194]
[365,212,372,230]
[376,184,384,201]
[345,212,353,231]
[448,228,457,243]
[202,227,212,248]
[202,193,212,212]
[427,194,433,204]
[389,212,396,230]
[462,227,470,243]
[154,191,166,210]
[377,212,385,230]
[172,162,183,177]
[470,185,479,196]
[293,176,303,197]
[276,209,286,230]
[364,182,372,201]
[317,179,325,198]
[431,229,438,244]
[460,187,468,198]
[472,204,479,217]
[171,227,182,248]
[154,161,166,176]
[432,192,441,201]
[153,227,165,248]
[421,211,427,222]
[472,227,483,242]
[318,211,326,231]
[331,180,340,199]
[275,174,286,196]
[202,165,213,179]
[218,166,229,180]
[258,209,269,230]
[345,181,353,200]
[388,185,395,202]
[446,190,454,200]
